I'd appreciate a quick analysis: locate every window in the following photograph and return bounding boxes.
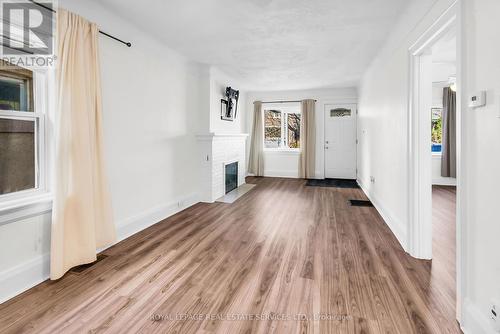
[0,60,46,199]
[431,107,442,153]
[286,113,300,149]
[264,105,301,150]
[264,110,282,148]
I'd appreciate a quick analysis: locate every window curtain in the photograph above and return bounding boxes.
[299,99,316,179]
[51,9,116,280]
[248,101,264,176]
[441,87,456,178]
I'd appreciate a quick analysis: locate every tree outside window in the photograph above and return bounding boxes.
[264,107,301,150]
[431,107,442,153]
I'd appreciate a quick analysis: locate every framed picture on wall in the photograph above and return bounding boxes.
[221,99,233,121]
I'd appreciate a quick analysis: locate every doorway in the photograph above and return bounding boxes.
[324,103,357,179]
[408,1,462,321]
[431,29,458,310]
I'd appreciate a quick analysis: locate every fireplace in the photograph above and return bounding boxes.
[196,133,248,202]
[225,161,238,194]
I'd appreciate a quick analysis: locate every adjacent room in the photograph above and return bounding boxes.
[430,30,458,313]
[0,0,499,333]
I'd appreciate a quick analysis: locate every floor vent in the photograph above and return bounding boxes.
[349,200,374,207]
[70,254,108,274]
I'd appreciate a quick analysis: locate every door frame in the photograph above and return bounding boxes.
[323,103,358,180]
[407,0,465,322]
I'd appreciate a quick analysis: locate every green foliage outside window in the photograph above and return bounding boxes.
[431,108,442,145]
[431,117,442,144]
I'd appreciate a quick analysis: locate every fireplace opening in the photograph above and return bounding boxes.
[225,162,238,194]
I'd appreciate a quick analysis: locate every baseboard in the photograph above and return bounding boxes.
[461,298,496,334]
[0,253,50,304]
[115,192,199,242]
[432,179,457,186]
[264,170,299,178]
[357,179,408,252]
[0,192,200,305]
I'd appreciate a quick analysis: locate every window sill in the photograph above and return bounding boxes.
[0,193,53,227]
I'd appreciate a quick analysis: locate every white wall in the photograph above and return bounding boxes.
[0,0,206,303]
[358,0,500,332]
[246,88,357,179]
[433,83,446,107]
[462,0,500,332]
[433,62,457,84]
[432,155,456,186]
[209,67,247,135]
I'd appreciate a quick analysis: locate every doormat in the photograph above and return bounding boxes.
[349,199,374,207]
[306,178,360,189]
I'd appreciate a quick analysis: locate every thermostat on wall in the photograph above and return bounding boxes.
[469,91,486,108]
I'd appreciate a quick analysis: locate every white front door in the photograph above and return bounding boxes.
[324,104,357,179]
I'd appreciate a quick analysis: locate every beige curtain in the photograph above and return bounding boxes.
[441,87,456,178]
[248,101,264,176]
[299,99,316,179]
[51,9,116,280]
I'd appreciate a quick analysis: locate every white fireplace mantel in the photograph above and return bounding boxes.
[196,133,248,202]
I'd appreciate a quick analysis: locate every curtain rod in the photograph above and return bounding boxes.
[261,99,317,104]
[29,0,132,47]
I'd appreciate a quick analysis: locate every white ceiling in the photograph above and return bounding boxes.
[431,28,456,83]
[96,0,413,91]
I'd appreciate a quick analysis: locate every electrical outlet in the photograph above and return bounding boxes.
[491,300,500,332]
[370,176,376,184]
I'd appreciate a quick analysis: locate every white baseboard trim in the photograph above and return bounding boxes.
[264,170,299,178]
[432,179,457,186]
[0,192,200,305]
[357,179,408,252]
[247,172,322,180]
[115,192,199,242]
[461,298,496,334]
[0,253,50,304]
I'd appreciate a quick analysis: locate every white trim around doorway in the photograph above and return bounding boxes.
[407,0,465,324]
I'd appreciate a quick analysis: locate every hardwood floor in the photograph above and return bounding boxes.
[0,178,462,333]
[432,185,458,318]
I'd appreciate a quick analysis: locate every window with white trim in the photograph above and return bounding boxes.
[264,104,301,150]
[0,60,48,200]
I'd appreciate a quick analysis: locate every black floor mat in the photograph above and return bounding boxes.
[349,199,374,207]
[306,178,359,189]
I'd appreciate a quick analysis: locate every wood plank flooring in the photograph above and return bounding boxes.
[0,178,462,333]
[432,185,458,315]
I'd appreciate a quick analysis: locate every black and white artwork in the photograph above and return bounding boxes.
[221,87,239,121]
[221,99,232,121]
